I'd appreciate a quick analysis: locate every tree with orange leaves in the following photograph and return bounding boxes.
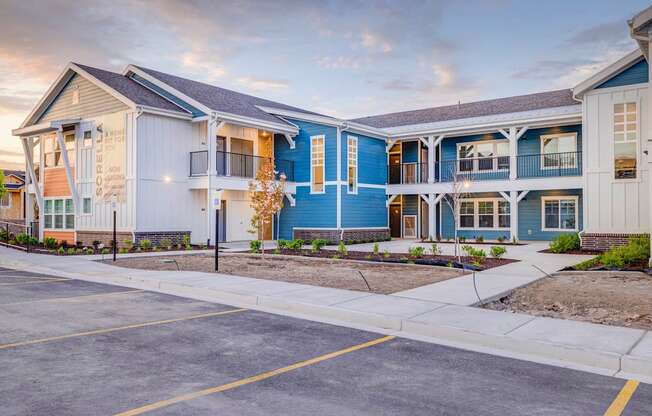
[248,159,286,256]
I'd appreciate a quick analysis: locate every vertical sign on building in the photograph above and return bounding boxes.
[95,113,126,203]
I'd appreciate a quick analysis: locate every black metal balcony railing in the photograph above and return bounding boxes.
[388,162,429,184]
[190,151,294,181]
[516,151,582,178]
[386,151,582,184]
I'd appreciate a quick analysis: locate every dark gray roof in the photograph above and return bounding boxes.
[2,170,25,181]
[73,64,186,113]
[134,66,325,126]
[351,89,579,129]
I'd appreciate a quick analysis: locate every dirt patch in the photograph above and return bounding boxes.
[104,253,467,294]
[484,271,652,330]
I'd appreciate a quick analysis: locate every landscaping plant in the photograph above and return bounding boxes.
[139,239,152,250]
[475,236,484,243]
[311,239,328,253]
[44,236,58,249]
[490,246,506,258]
[373,242,379,256]
[408,246,425,259]
[160,238,172,250]
[286,239,304,250]
[548,233,580,253]
[277,239,289,249]
[248,160,286,257]
[182,234,191,250]
[430,243,440,255]
[462,245,486,265]
[123,239,134,251]
[337,241,348,256]
[250,240,262,253]
[382,249,391,259]
[57,246,65,255]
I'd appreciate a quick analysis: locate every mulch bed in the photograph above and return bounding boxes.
[539,248,603,255]
[424,240,525,246]
[562,259,651,272]
[273,249,517,271]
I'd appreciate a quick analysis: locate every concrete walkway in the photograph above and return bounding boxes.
[0,246,650,383]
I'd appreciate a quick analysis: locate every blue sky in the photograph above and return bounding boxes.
[0,0,649,169]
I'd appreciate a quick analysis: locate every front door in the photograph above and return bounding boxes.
[389,204,402,238]
[389,154,401,184]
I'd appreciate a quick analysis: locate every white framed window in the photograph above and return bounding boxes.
[457,140,509,172]
[540,133,577,169]
[458,198,510,230]
[44,198,74,230]
[542,196,578,231]
[310,135,325,194]
[403,215,417,238]
[613,102,638,180]
[0,193,11,208]
[43,133,75,168]
[82,197,92,215]
[347,136,358,194]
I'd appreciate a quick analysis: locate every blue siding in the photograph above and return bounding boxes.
[401,140,419,163]
[596,59,649,89]
[129,74,206,117]
[277,186,337,240]
[341,133,386,185]
[517,125,582,178]
[341,186,387,228]
[518,190,583,241]
[440,132,509,181]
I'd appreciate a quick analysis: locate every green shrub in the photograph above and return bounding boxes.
[311,239,328,252]
[382,249,390,258]
[123,239,134,250]
[277,239,290,249]
[160,238,172,249]
[119,247,129,254]
[286,239,304,250]
[475,236,484,243]
[600,239,649,269]
[84,247,95,255]
[496,236,506,243]
[139,239,152,250]
[408,246,425,258]
[0,228,8,241]
[337,241,348,256]
[462,245,486,264]
[57,246,65,255]
[101,248,110,255]
[430,243,440,256]
[373,242,379,256]
[548,233,580,253]
[182,234,191,249]
[490,246,506,259]
[249,240,262,253]
[574,257,600,271]
[16,233,30,245]
[44,236,58,249]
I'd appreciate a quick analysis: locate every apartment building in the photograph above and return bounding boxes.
[11,5,652,250]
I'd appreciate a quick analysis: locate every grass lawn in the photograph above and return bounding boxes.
[105,253,467,294]
[484,271,652,330]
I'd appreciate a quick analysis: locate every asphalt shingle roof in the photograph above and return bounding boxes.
[134,66,325,126]
[2,170,25,181]
[350,89,579,129]
[73,64,185,113]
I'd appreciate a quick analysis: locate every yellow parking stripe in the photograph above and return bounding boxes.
[0,278,70,286]
[114,335,395,416]
[0,308,246,350]
[604,380,639,416]
[1,289,145,306]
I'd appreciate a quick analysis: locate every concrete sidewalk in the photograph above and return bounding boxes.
[0,246,649,383]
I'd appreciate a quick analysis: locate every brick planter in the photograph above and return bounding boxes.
[293,228,390,244]
[580,232,649,251]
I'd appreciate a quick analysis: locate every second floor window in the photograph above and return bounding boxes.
[614,102,637,179]
[458,140,509,172]
[541,134,577,169]
[347,136,358,194]
[311,135,325,193]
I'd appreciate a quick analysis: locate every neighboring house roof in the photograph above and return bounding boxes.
[133,65,324,126]
[350,89,579,129]
[73,64,187,113]
[2,170,25,190]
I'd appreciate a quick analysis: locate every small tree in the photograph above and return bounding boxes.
[0,171,6,203]
[249,160,286,257]
[442,164,471,262]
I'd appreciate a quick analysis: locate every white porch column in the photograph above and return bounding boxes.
[428,193,437,240]
[499,127,528,181]
[509,190,518,242]
[427,136,435,184]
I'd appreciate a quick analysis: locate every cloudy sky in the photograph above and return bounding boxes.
[0,0,649,169]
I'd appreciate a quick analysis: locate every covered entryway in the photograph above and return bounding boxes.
[389,202,402,238]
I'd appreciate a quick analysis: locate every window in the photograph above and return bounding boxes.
[71,88,80,105]
[82,197,92,215]
[43,133,75,168]
[403,215,417,238]
[541,134,577,169]
[0,193,10,208]
[83,130,93,148]
[44,198,74,230]
[458,199,510,230]
[614,102,637,179]
[457,140,509,172]
[310,135,325,193]
[459,201,475,228]
[542,197,578,231]
[347,136,357,194]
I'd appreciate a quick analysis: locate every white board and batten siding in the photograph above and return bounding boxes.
[136,113,207,239]
[583,84,650,234]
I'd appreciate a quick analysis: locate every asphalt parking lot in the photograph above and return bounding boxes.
[0,266,649,415]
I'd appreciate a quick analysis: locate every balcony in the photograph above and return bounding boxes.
[190,151,294,181]
[386,151,582,184]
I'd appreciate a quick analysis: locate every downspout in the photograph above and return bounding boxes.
[336,123,343,240]
[132,106,144,243]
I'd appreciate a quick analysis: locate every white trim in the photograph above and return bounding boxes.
[573,49,644,99]
[541,195,579,232]
[457,198,511,231]
[0,192,11,209]
[310,135,325,194]
[346,135,358,195]
[42,197,75,231]
[358,183,386,189]
[81,195,93,216]
[611,97,641,183]
[336,127,342,229]
[293,227,388,230]
[539,132,578,170]
[402,215,418,238]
